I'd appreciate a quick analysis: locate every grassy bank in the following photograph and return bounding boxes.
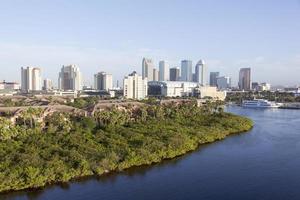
[0,102,253,193]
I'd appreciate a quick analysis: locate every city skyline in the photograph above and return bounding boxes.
[0,1,300,86]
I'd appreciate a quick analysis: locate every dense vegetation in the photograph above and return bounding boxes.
[0,101,253,193]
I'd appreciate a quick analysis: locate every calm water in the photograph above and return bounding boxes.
[2,106,300,200]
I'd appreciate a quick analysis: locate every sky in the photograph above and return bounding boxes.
[0,0,300,87]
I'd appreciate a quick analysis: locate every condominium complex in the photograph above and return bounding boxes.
[123,71,147,99]
[142,58,154,81]
[239,68,251,91]
[210,72,220,86]
[181,60,193,81]
[170,67,180,81]
[195,60,206,85]
[21,67,42,92]
[58,65,82,91]
[94,72,113,91]
[159,60,170,81]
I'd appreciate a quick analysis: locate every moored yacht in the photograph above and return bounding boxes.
[242,99,281,108]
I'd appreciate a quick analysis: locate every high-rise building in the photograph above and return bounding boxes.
[181,60,192,81]
[43,78,53,91]
[94,72,113,91]
[239,68,251,91]
[216,76,231,90]
[21,67,42,92]
[123,71,147,99]
[58,65,82,91]
[159,60,170,81]
[169,67,180,81]
[195,60,206,85]
[142,58,154,81]
[153,68,159,81]
[210,72,220,86]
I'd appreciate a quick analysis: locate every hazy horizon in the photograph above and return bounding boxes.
[0,0,300,87]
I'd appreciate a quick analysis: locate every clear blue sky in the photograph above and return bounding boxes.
[0,0,300,86]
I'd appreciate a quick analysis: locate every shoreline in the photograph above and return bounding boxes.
[0,119,253,195]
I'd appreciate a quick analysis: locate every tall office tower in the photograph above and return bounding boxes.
[94,72,113,91]
[21,67,42,92]
[239,68,251,91]
[142,58,154,81]
[58,65,82,91]
[170,67,180,81]
[123,71,147,99]
[153,68,159,81]
[195,60,206,85]
[210,72,220,86]
[43,78,53,91]
[217,76,231,90]
[181,60,193,81]
[159,60,170,81]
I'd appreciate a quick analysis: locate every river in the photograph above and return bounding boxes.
[2,106,300,200]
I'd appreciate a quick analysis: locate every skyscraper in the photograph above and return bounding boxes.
[181,60,192,81]
[195,60,206,85]
[58,65,82,91]
[216,76,231,90]
[239,68,251,91]
[123,71,147,99]
[170,67,180,81]
[210,72,220,86]
[21,67,42,92]
[43,78,53,91]
[94,72,113,91]
[142,58,154,81]
[153,68,159,81]
[159,60,170,81]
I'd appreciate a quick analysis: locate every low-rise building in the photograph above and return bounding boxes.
[148,81,226,100]
[0,81,20,90]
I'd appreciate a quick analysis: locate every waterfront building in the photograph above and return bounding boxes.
[169,67,180,81]
[153,68,159,81]
[142,58,154,81]
[195,60,206,85]
[181,60,193,81]
[239,68,251,91]
[58,65,82,91]
[43,79,53,91]
[123,71,147,99]
[216,76,231,90]
[252,82,259,91]
[148,81,226,100]
[94,72,113,91]
[259,83,271,91]
[159,60,170,81]
[210,72,220,86]
[21,67,42,92]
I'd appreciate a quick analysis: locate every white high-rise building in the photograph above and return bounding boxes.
[142,58,154,81]
[153,68,159,81]
[159,60,170,81]
[181,60,193,81]
[195,60,206,85]
[58,65,82,91]
[94,72,113,91]
[21,67,42,92]
[123,71,147,99]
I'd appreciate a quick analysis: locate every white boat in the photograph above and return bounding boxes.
[242,99,281,108]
